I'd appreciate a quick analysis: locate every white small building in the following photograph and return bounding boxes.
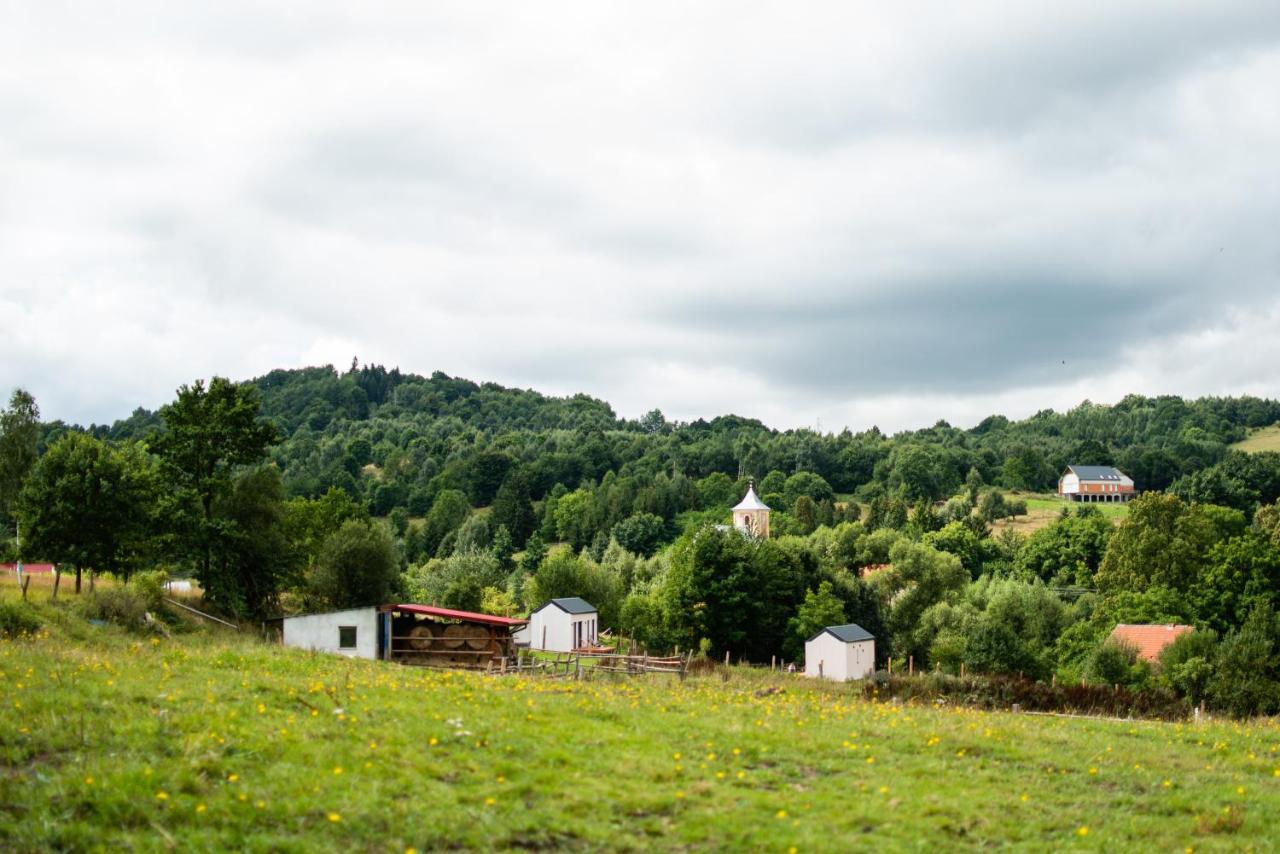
[282,606,380,659]
[804,623,875,682]
[516,597,599,652]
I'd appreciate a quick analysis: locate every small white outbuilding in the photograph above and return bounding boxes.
[804,623,876,682]
[516,597,599,652]
[282,606,381,659]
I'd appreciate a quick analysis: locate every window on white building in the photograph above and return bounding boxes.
[339,626,357,649]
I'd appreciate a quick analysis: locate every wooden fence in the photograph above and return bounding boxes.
[487,650,691,680]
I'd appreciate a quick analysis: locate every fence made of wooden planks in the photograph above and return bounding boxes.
[487,650,692,680]
[575,651,691,679]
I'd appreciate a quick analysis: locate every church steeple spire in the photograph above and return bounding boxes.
[732,480,770,537]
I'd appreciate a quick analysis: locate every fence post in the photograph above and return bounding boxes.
[959,662,964,678]
[908,655,913,676]
[888,658,892,675]
[724,650,730,666]
[771,655,776,671]
[818,660,823,678]
[21,575,31,601]
[52,567,61,601]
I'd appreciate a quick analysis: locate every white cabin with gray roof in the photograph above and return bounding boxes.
[1058,465,1135,502]
[805,623,875,682]
[515,597,599,652]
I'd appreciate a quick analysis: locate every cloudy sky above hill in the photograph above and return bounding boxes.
[3,2,1279,433]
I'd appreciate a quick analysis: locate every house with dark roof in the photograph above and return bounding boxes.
[1058,465,1135,503]
[516,597,599,652]
[804,623,875,682]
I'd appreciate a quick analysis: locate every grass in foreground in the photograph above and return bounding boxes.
[2,610,1279,852]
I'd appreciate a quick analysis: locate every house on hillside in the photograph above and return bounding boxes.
[1058,465,1135,503]
[516,597,599,652]
[1108,624,1194,662]
[804,623,876,682]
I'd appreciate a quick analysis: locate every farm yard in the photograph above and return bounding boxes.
[3,611,1279,852]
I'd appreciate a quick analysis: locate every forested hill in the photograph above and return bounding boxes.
[52,364,1280,536]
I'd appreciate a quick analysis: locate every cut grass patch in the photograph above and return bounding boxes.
[3,607,1279,851]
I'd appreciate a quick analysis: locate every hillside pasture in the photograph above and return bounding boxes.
[991,493,1128,536]
[2,613,1278,851]
[1233,423,1280,454]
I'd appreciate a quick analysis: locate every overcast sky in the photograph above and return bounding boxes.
[3,3,1279,434]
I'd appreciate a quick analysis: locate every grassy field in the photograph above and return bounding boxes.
[3,600,1279,851]
[992,493,1128,536]
[1233,424,1280,454]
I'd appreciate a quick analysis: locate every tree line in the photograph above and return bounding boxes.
[7,365,1280,715]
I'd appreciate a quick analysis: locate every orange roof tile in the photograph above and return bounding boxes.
[1108,624,1194,662]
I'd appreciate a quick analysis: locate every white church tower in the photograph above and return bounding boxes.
[732,481,771,538]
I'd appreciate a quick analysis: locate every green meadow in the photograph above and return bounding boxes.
[2,605,1279,852]
[1234,424,1280,454]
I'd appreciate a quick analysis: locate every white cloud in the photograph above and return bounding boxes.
[2,2,1278,432]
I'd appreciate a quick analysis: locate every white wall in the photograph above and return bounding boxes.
[526,608,597,652]
[283,607,379,659]
[844,639,875,681]
[1060,472,1080,494]
[805,635,875,681]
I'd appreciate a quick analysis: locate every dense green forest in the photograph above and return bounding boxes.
[6,363,1280,716]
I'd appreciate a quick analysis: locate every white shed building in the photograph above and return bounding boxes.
[804,623,876,682]
[282,606,381,659]
[516,597,599,652]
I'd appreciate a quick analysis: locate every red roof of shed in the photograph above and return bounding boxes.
[381,603,528,627]
[1108,624,1194,662]
[3,563,56,574]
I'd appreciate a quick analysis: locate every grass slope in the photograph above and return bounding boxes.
[1233,424,1280,454]
[3,610,1279,852]
[992,493,1128,536]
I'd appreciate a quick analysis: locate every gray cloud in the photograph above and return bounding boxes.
[2,2,1279,432]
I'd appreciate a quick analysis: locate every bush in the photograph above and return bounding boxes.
[1158,629,1218,705]
[1084,639,1150,688]
[1206,604,1280,717]
[0,601,42,637]
[860,673,1187,720]
[79,587,149,629]
[132,569,169,611]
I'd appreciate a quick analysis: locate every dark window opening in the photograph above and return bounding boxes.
[339,626,358,649]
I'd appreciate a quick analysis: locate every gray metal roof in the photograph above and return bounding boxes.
[732,484,770,511]
[808,623,875,644]
[541,597,597,615]
[1065,465,1128,481]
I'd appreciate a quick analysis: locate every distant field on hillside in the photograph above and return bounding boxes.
[992,493,1128,536]
[3,602,1278,851]
[1233,424,1280,454]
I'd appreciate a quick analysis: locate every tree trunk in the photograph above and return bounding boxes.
[75,566,82,594]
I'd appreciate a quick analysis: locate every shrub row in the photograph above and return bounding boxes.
[862,672,1190,721]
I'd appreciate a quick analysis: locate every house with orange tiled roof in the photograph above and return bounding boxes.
[1108,624,1194,663]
